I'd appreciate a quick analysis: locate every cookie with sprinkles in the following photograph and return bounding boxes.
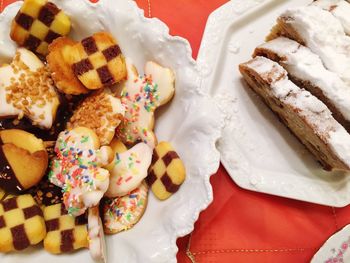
[115,59,175,149]
[67,89,125,146]
[49,127,112,216]
[103,181,148,234]
[105,142,152,198]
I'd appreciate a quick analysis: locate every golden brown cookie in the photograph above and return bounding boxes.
[0,194,46,252]
[0,129,48,193]
[0,188,5,201]
[47,37,89,95]
[67,32,127,90]
[146,142,185,200]
[10,0,71,55]
[43,203,88,254]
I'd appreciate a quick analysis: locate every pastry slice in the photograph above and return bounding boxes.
[312,0,350,35]
[267,6,350,85]
[254,37,350,132]
[239,56,350,171]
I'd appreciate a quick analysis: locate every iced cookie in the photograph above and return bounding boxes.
[0,194,46,252]
[0,129,48,193]
[103,181,148,234]
[88,206,107,263]
[147,142,185,200]
[49,127,112,216]
[27,179,63,207]
[105,138,127,171]
[105,143,152,198]
[0,48,60,129]
[10,0,71,55]
[43,203,88,254]
[66,32,126,90]
[67,89,125,145]
[47,37,89,95]
[115,59,175,148]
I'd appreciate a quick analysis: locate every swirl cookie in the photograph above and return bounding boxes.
[88,206,107,263]
[0,195,46,252]
[67,32,127,90]
[49,127,112,216]
[10,0,71,55]
[105,143,152,198]
[0,129,48,193]
[115,59,175,148]
[147,142,186,200]
[0,48,60,129]
[103,181,148,234]
[47,37,89,95]
[67,89,125,146]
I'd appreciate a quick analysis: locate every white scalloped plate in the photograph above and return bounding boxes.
[0,0,223,262]
[312,224,350,263]
[197,0,350,207]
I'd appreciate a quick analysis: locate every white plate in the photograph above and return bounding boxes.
[312,224,350,263]
[197,0,350,207]
[0,0,223,262]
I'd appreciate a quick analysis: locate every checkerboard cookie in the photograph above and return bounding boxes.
[0,194,46,252]
[67,89,125,145]
[10,0,71,55]
[0,189,5,201]
[47,37,89,95]
[146,142,185,200]
[43,203,88,254]
[67,32,126,90]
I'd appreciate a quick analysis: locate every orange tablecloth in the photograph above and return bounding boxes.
[3,0,350,262]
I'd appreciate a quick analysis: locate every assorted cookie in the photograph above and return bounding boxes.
[0,0,185,259]
[147,142,186,200]
[43,203,88,254]
[0,195,46,252]
[10,0,71,55]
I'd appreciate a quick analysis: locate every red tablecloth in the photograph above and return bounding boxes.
[2,0,350,262]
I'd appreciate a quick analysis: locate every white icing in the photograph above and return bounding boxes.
[281,6,350,85]
[88,207,107,263]
[245,57,350,168]
[312,0,350,35]
[257,37,350,121]
[106,143,152,198]
[0,48,59,129]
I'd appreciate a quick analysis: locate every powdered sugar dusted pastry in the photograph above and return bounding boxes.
[0,48,60,129]
[312,0,350,35]
[105,143,152,198]
[103,181,148,234]
[49,127,112,216]
[115,59,175,149]
[88,206,107,263]
[239,56,350,171]
[268,6,350,85]
[67,89,125,146]
[254,37,350,131]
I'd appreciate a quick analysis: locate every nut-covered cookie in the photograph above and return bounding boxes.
[27,178,63,207]
[47,37,89,95]
[67,89,125,145]
[43,203,88,254]
[103,181,148,234]
[146,142,185,200]
[0,194,46,252]
[0,129,48,193]
[66,32,126,90]
[10,0,71,55]
[49,127,112,216]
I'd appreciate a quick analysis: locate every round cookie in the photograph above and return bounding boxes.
[105,142,152,198]
[88,206,107,263]
[0,129,48,193]
[49,127,112,216]
[103,181,148,234]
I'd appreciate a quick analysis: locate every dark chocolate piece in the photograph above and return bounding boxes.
[24,35,41,51]
[82,36,98,55]
[44,30,61,43]
[60,229,74,252]
[11,224,30,250]
[45,218,59,231]
[146,170,157,186]
[162,151,178,166]
[2,196,18,212]
[72,59,93,76]
[0,216,5,229]
[15,12,33,30]
[160,173,180,193]
[23,205,43,219]
[97,65,114,85]
[102,45,121,61]
[38,2,60,26]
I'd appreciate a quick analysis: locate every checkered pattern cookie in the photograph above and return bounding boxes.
[146,142,186,200]
[0,188,5,201]
[68,32,126,90]
[0,194,46,252]
[43,203,88,254]
[10,0,71,55]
